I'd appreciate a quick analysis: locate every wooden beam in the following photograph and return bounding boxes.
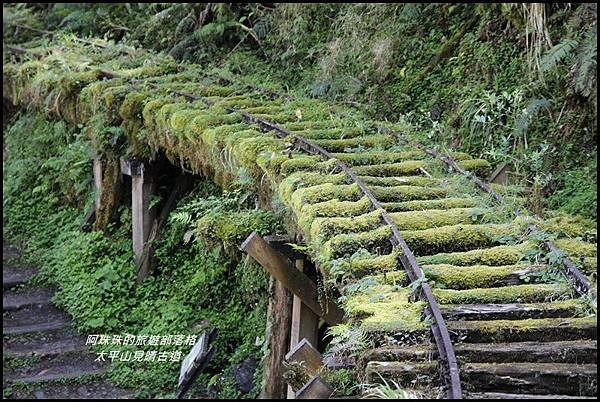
[488,162,511,185]
[259,277,293,399]
[288,259,320,399]
[285,339,323,377]
[295,376,333,399]
[135,175,193,284]
[80,205,96,232]
[131,163,156,284]
[92,157,103,211]
[241,232,344,326]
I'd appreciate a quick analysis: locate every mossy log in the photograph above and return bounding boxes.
[446,316,596,343]
[462,362,597,396]
[433,283,572,305]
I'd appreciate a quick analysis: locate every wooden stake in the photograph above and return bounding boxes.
[285,339,323,377]
[131,163,156,284]
[295,376,333,399]
[259,277,293,399]
[92,157,103,212]
[288,259,320,399]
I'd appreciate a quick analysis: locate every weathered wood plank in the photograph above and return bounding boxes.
[288,259,320,399]
[285,339,323,377]
[488,162,511,185]
[241,232,344,326]
[455,340,598,364]
[132,164,156,285]
[295,376,334,399]
[259,277,293,399]
[135,174,193,284]
[93,157,103,210]
[462,363,597,396]
[441,302,584,321]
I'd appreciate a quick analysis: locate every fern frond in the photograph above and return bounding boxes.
[540,38,578,72]
[571,26,597,97]
[514,98,552,136]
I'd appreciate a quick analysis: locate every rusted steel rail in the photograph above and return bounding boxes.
[7,40,464,398]
[141,84,463,399]
[387,129,593,297]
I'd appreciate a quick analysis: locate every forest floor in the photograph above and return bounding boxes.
[3,244,132,399]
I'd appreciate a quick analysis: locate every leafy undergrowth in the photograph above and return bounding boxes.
[3,112,281,398]
[4,3,596,220]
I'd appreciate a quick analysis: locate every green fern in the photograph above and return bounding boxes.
[571,26,597,97]
[540,38,578,73]
[514,97,552,136]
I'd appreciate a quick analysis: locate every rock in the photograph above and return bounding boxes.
[232,358,257,394]
[77,385,89,397]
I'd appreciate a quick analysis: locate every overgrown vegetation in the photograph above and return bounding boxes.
[3,111,281,398]
[2,4,597,398]
[4,4,596,219]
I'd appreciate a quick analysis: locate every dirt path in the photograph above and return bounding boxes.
[3,245,133,399]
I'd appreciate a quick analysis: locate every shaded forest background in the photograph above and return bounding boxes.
[4,2,597,219]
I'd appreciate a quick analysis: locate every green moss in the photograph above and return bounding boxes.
[417,242,535,266]
[278,172,349,202]
[142,98,174,133]
[345,286,426,333]
[552,239,597,257]
[457,158,491,176]
[312,134,395,152]
[323,225,392,259]
[537,214,597,239]
[370,185,447,202]
[195,209,280,247]
[198,123,250,148]
[448,316,596,336]
[291,183,362,212]
[310,210,382,241]
[433,283,570,304]
[296,197,373,234]
[294,127,368,140]
[333,150,426,165]
[422,263,541,290]
[243,105,285,115]
[230,135,285,172]
[284,120,347,131]
[581,257,596,275]
[252,112,297,124]
[358,175,443,187]
[381,197,480,212]
[334,251,403,279]
[403,222,523,255]
[351,160,432,176]
[390,208,499,231]
[279,157,337,176]
[208,95,263,109]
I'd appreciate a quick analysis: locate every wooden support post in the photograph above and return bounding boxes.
[288,259,320,399]
[259,277,293,399]
[131,162,156,284]
[241,232,344,326]
[92,156,103,212]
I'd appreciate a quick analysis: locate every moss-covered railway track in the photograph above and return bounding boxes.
[3,34,597,399]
